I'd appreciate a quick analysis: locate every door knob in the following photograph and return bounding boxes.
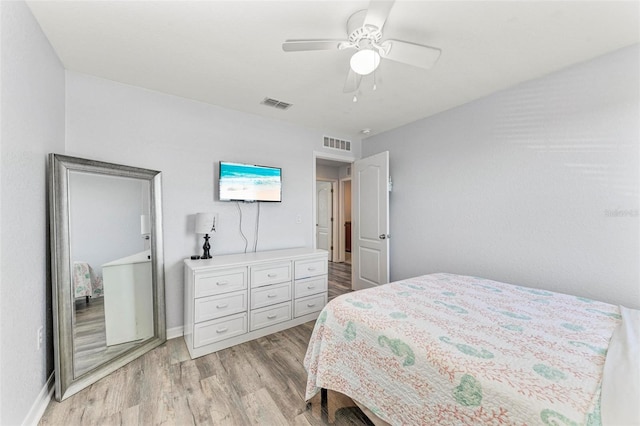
[379,234,390,239]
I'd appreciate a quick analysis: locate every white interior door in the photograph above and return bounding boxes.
[316,181,332,255]
[352,151,389,290]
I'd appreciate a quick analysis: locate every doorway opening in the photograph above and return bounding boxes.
[314,150,390,292]
[314,157,352,264]
[315,154,354,297]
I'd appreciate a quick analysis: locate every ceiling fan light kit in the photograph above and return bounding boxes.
[350,49,381,75]
[282,0,441,94]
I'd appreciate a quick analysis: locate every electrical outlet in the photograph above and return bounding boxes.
[37,326,43,351]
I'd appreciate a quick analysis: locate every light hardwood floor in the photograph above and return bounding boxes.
[40,261,373,426]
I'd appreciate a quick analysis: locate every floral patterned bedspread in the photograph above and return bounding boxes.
[304,273,620,425]
[73,261,103,298]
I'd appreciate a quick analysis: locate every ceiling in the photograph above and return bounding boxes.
[27,1,639,139]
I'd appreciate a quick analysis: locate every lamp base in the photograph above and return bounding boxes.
[202,234,212,259]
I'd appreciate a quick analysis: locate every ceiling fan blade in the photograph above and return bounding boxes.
[363,0,395,30]
[282,39,345,52]
[343,68,362,93]
[383,39,441,69]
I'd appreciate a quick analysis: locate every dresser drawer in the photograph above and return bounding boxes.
[295,276,328,299]
[195,267,247,298]
[251,262,291,288]
[294,258,327,279]
[251,282,291,310]
[250,302,291,331]
[193,312,247,348]
[194,291,247,323]
[294,293,327,318]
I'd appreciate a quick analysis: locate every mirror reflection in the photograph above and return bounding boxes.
[68,171,154,378]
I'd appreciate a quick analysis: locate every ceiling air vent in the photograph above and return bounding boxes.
[323,136,351,152]
[261,97,292,110]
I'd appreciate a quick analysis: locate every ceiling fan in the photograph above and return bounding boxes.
[282,0,441,94]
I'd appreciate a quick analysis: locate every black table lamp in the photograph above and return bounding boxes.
[195,212,217,259]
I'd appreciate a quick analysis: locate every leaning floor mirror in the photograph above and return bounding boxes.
[49,154,166,401]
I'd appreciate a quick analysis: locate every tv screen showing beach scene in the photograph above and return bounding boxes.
[219,162,282,202]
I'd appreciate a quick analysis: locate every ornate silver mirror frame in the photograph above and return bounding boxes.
[49,154,166,401]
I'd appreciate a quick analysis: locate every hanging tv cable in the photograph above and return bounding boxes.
[236,201,249,253]
[253,202,261,252]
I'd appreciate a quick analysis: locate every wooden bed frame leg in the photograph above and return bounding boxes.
[309,391,322,419]
[327,389,356,424]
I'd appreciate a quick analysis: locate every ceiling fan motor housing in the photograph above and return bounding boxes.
[347,9,382,49]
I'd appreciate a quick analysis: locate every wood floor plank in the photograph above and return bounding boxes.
[90,403,140,426]
[172,360,217,425]
[216,344,264,397]
[121,355,144,408]
[200,373,252,425]
[241,388,289,425]
[90,367,128,418]
[119,405,140,425]
[293,412,315,426]
[136,345,173,425]
[194,350,224,380]
[76,373,119,422]
[39,261,371,425]
[168,335,191,365]
[242,345,308,420]
[39,389,88,425]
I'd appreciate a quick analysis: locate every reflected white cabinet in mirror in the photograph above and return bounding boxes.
[49,154,166,401]
[102,250,153,346]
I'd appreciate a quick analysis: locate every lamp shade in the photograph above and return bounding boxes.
[195,212,216,234]
[350,49,381,75]
[140,214,151,235]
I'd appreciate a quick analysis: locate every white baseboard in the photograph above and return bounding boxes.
[23,373,54,426]
[166,325,184,340]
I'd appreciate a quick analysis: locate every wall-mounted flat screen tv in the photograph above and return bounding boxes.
[219,161,282,202]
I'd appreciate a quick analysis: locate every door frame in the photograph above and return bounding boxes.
[315,178,337,259]
[338,177,352,263]
[312,151,355,263]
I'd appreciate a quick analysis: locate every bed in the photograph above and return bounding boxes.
[72,261,103,301]
[304,273,638,425]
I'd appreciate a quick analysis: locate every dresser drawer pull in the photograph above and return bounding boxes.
[307,284,315,289]
[307,267,316,271]
[267,273,277,278]
[216,327,228,334]
[267,314,277,319]
[267,293,277,298]
[216,303,228,309]
[216,281,229,286]
[306,303,316,308]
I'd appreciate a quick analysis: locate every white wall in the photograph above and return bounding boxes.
[363,44,640,309]
[316,164,340,180]
[65,71,361,329]
[0,1,65,424]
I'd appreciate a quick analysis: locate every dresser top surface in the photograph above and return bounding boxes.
[184,247,328,270]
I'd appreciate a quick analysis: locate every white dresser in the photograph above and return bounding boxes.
[183,247,328,359]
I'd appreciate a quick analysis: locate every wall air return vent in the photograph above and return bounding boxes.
[261,97,292,110]
[323,136,351,152]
